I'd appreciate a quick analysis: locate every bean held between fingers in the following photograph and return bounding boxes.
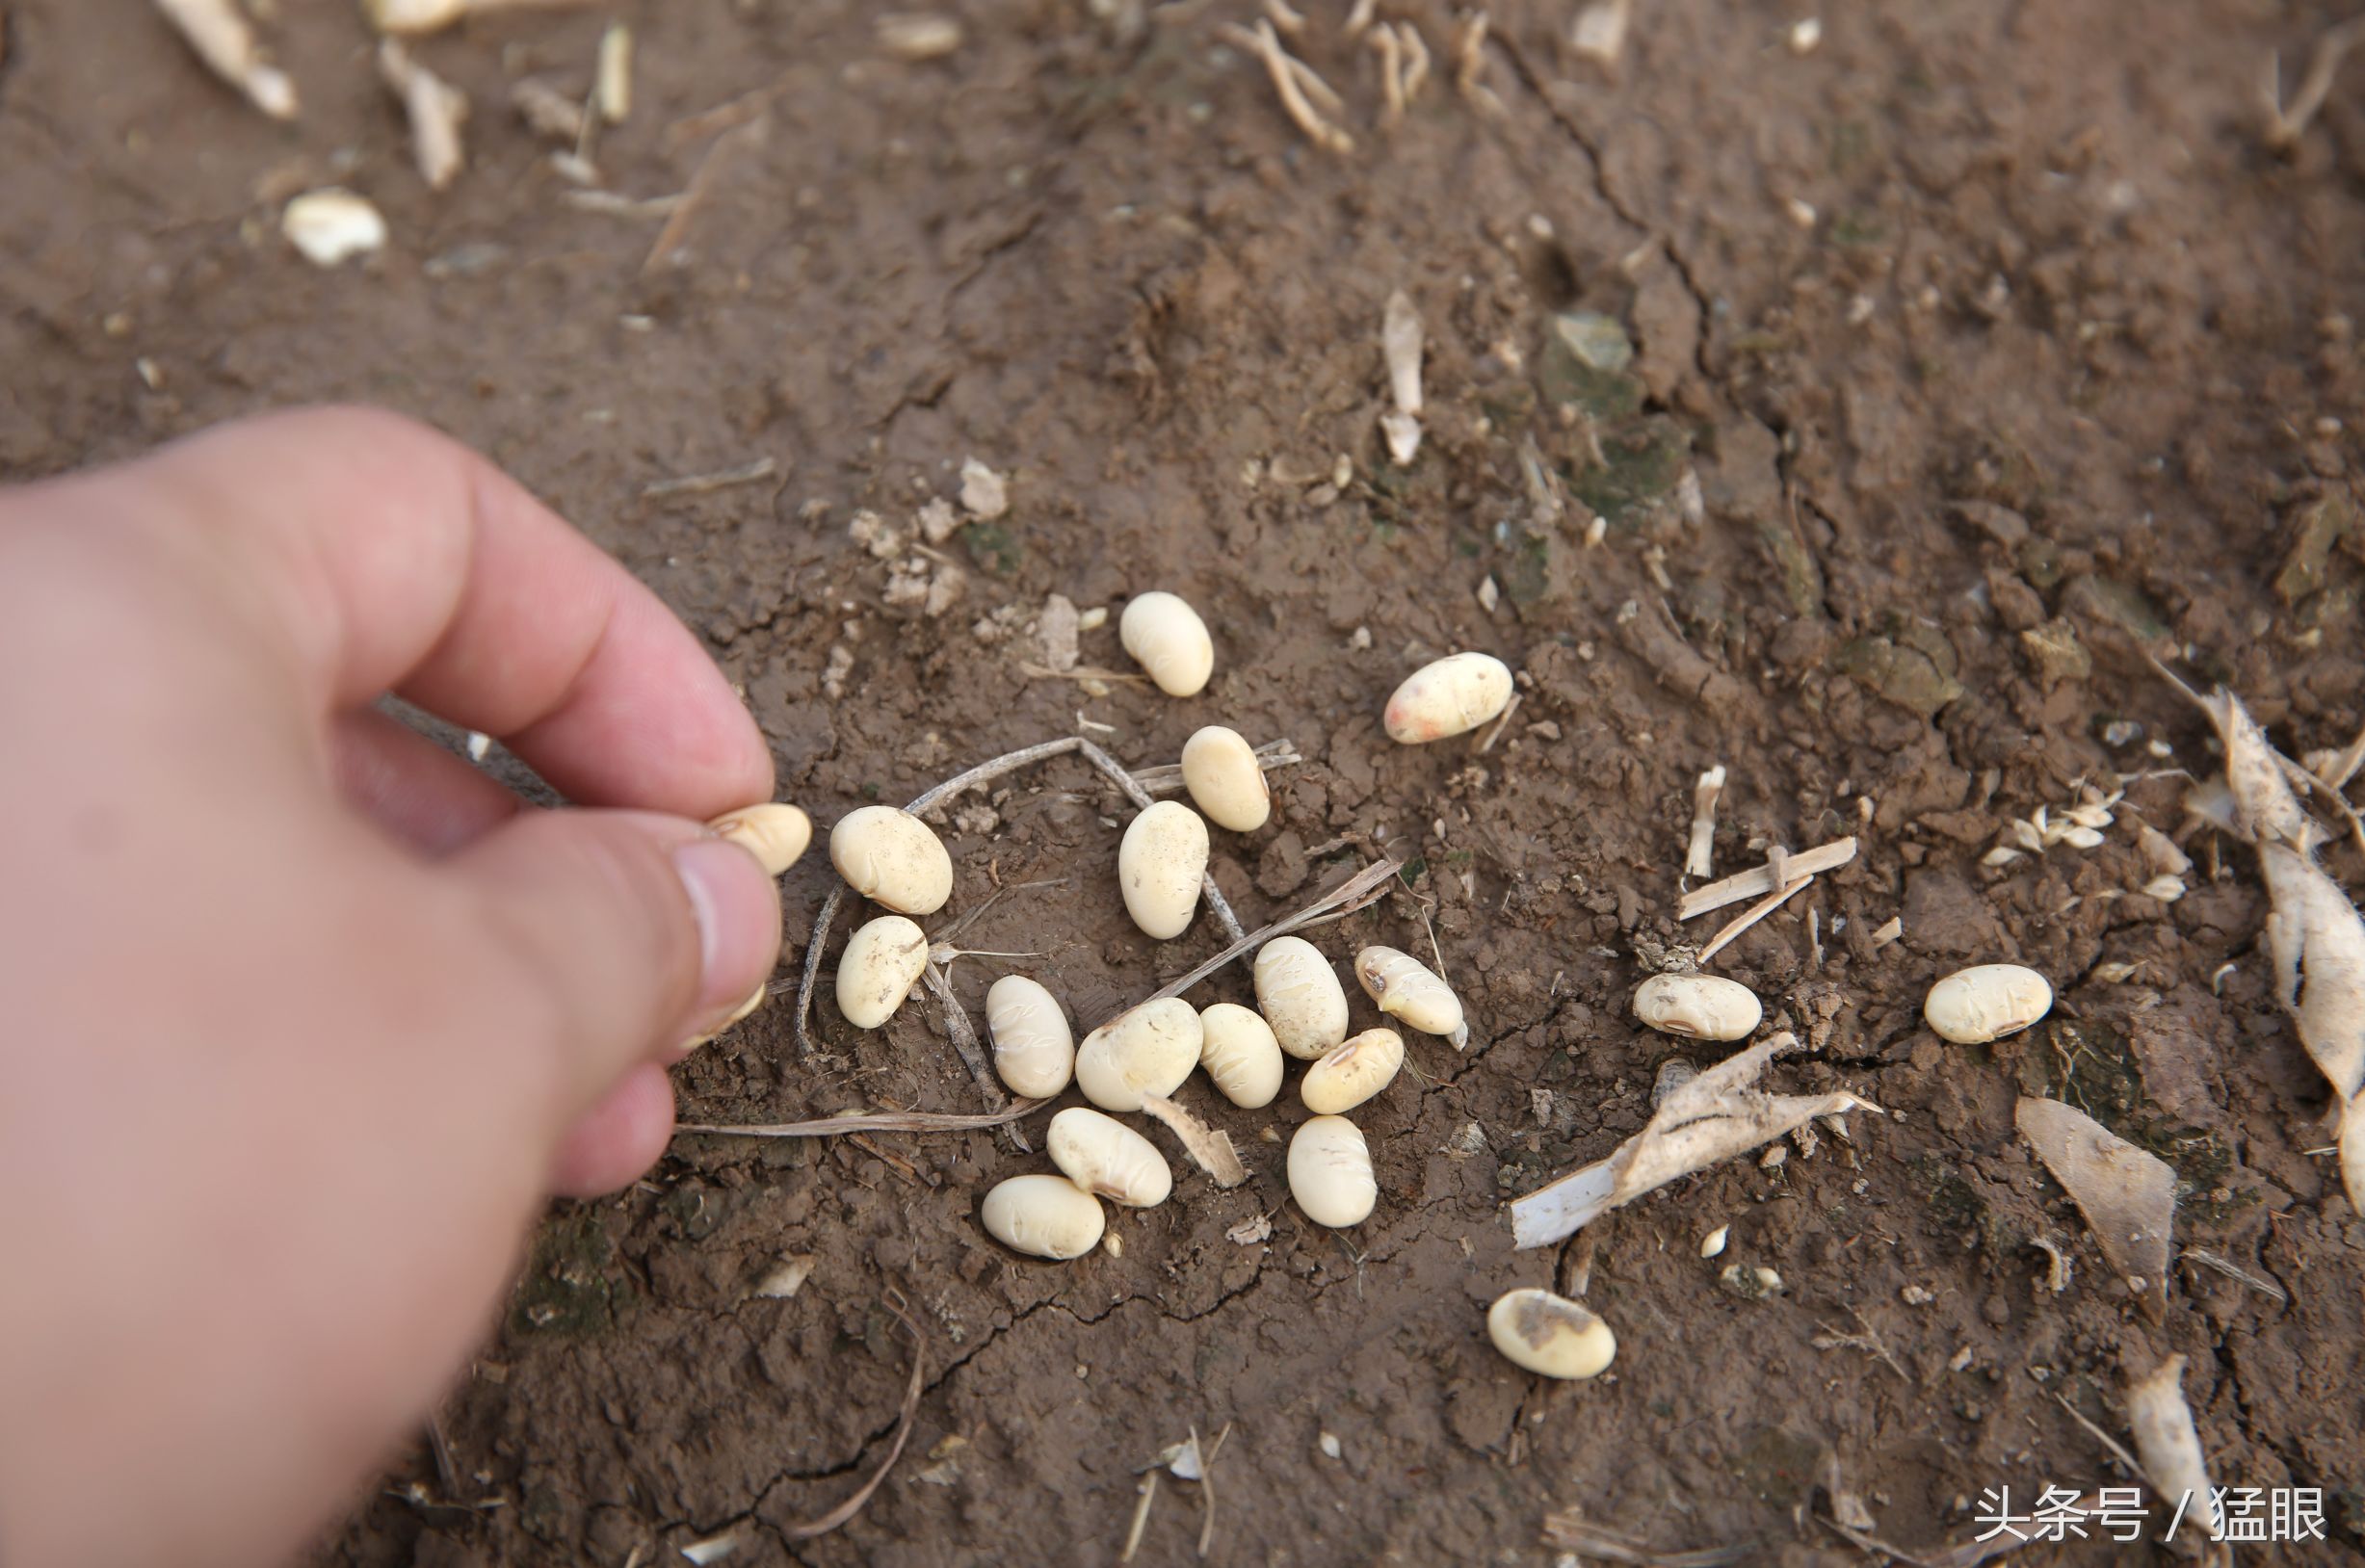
[707,803,812,876]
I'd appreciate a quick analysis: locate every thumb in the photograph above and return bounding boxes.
[447,807,782,1115]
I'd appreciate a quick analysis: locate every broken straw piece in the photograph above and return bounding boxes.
[2015,1097,2173,1305]
[150,0,298,119]
[364,0,596,36]
[1508,1032,1876,1247]
[1685,765,1727,879]
[378,40,468,191]
[1138,1093,1249,1188]
[2124,1356,2221,1547]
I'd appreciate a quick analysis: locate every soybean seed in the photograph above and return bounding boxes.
[1485,1289,1616,1379]
[829,805,955,916]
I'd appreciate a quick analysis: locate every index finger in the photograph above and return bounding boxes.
[76,406,775,819]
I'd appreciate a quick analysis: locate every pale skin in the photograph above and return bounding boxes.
[0,408,786,1568]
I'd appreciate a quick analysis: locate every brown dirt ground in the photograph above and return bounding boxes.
[7,0,2365,1562]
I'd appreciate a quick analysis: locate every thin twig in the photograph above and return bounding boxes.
[1696,874,1812,964]
[642,457,777,500]
[779,1294,926,1539]
[2179,1246,2289,1304]
[1149,857,1403,1002]
[918,961,1029,1152]
[2052,1391,2144,1479]
[2280,752,2365,863]
[676,1099,1045,1137]
[643,111,764,274]
[1221,18,1353,152]
[1119,1469,1160,1562]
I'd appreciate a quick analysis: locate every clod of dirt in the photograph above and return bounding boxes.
[2274,490,2355,604]
[1509,1032,1876,1247]
[2014,1096,2173,1306]
[1833,617,1964,718]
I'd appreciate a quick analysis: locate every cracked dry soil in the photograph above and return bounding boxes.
[6,0,2365,1563]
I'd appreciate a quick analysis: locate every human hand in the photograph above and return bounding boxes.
[0,408,784,1568]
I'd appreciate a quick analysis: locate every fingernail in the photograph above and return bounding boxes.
[674,981,767,1061]
[670,837,782,1042]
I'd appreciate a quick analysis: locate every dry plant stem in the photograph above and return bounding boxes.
[150,0,297,119]
[1371,24,1406,121]
[1130,738,1301,795]
[1223,19,1353,152]
[2179,1247,2288,1303]
[1400,23,1431,102]
[378,40,466,190]
[918,963,1025,1151]
[1685,765,1726,880]
[1696,875,1810,964]
[2053,1392,2145,1479]
[778,1294,926,1539]
[561,190,681,219]
[1119,1470,1159,1563]
[1538,1510,1752,1568]
[2329,719,2365,789]
[676,1099,1044,1137]
[643,457,777,499]
[644,112,766,274]
[2281,752,2365,862]
[1148,856,1404,1003]
[2263,13,2365,149]
[1678,837,1856,919]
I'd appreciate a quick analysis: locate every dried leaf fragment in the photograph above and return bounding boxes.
[2014,1097,2173,1304]
[150,0,298,119]
[1139,1093,1249,1188]
[1509,1032,1877,1247]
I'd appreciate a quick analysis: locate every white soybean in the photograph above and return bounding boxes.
[835,916,929,1029]
[1925,964,2053,1044]
[980,1174,1105,1260]
[829,806,954,915]
[1301,1028,1406,1114]
[1198,1003,1284,1109]
[1118,590,1215,697]
[1253,936,1350,1060]
[1486,1289,1616,1380]
[1288,1115,1377,1228]
[1353,946,1465,1043]
[1632,973,1763,1041]
[1074,997,1203,1111]
[985,976,1073,1098]
[1181,726,1271,832]
[1117,800,1209,939]
[708,803,812,875]
[1047,1108,1172,1208]
[1382,651,1514,744]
